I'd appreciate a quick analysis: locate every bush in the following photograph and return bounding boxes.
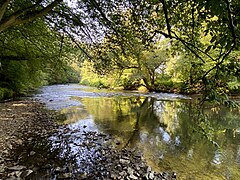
[0,88,14,100]
[80,79,90,86]
[80,79,109,88]
[156,80,186,93]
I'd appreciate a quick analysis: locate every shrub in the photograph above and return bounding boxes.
[0,88,14,100]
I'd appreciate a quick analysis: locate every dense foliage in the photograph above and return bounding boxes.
[78,0,240,103]
[0,17,80,99]
[0,0,239,101]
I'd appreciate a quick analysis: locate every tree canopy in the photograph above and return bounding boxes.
[0,0,239,102]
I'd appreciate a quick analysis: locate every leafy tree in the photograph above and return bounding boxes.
[0,0,239,101]
[0,17,79,98]
[78,0,239,100]
[0,0,62,33]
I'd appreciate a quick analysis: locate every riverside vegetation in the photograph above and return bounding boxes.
[0,0,239,102]
[0,0,240,179]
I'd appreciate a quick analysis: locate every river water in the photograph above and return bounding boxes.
[34,84,240,179]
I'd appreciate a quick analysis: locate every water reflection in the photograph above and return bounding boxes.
[35,84,240,179]
[74,97,240,179]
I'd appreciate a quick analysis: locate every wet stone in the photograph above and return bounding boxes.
[149,172,155,179]
[20,169,33,178]
[172,172,177,179]
[120,159,130,165]
[162,172,169,179]
[54,167,63,173]
[8,165,26,171]
[0,164,6,173]
[129,174,138,180]
[119,171,127,177]
[29,151,36,156]
[57,173,72,179]
[111,173,117,179]
[147,166,152,172]
[0,99,176,180]
[127,167,134,175]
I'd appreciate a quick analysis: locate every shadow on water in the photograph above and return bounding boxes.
[10,84,240,179]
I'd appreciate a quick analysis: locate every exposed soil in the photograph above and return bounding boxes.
[0,99,176,179]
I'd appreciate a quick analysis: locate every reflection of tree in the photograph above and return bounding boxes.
[77,95,240,179]
[83,97,137,132]
[60,106,89,124]
[124,97,151,147]
[124,98,180,148]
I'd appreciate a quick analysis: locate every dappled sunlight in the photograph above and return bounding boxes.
[35,84,240,179]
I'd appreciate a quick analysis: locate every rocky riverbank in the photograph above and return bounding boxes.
[0,99,58,179]
[0,99,176,179]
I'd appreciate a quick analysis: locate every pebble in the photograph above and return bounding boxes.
[57,173,72,179]
[0,99,175,179]
[0,164,5,173]
[20,169,33,178]
[119,171,127,177]
[8,165,26,171]
[127,167,134,175]
[149,172,155,179]
[172,172,177,178]
[120,158,130,164]
[30,151,36,156]
[55,167,62,173]
[147,166,152,172]
[129,174,138,179]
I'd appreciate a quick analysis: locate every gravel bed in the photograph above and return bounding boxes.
[0,99,176,180]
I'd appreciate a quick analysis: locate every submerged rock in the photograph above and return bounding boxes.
[57,172,72,179]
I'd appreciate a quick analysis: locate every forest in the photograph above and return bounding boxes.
[0,0,239,103]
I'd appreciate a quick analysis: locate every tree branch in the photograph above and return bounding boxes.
[160,0,172,38]
[0,0,63,33]
[0,55,28,61]
[0,0,10,22]
[225,0,237,43]
[218,0,237,65]
[202,0,239,79]
[191,1,195,42]
[168,31,206,63]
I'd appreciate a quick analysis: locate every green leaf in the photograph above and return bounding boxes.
[210,35,216,43]
[205,45,212,53]
[225,42,232,51]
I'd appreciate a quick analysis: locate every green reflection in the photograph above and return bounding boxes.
[60,105,89,124]
[64,96,240,179]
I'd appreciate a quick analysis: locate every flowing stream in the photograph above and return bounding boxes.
[33,84,240,179]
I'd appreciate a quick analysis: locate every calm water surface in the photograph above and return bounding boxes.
[35,84,240,179]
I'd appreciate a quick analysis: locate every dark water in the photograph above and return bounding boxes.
[33,84,240,179]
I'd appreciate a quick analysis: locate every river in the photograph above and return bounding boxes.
[34,84,240,179]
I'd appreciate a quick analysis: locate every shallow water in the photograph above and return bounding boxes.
[34,84,240,179]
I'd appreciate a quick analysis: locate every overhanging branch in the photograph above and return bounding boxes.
[0,55,28,61]
[0,0,63,33]
[0,0,10,22]
[160,0,172,38]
